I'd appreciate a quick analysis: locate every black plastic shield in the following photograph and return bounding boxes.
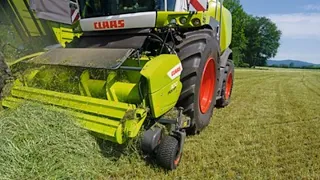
[26,48,134,69]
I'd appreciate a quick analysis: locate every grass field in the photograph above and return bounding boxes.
[1,68,319,179]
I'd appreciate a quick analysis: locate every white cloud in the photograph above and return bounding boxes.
[262,13,320,63]
[304,4,320,11]
[266,13,320,40]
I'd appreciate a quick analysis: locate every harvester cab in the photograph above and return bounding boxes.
[0,0,234,170]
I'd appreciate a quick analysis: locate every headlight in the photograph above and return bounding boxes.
[192,18,201,26]
[179,17,187,24]
[170,18,177,24]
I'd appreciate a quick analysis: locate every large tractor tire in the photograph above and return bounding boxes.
[216,59,234,107]
[0,53,11,100]
[175,29,220,134]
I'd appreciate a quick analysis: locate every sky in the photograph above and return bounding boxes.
[240,0,320,64]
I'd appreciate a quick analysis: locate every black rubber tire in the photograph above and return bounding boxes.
[216,59,234,107]
[0,53,11,100]
[175,29,220,134]
[156,135,181,170]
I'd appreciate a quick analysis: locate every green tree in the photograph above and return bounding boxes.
[243,16,282,67]
[223,0,248,66]
[223,1,282,67]
[280,64,289,68]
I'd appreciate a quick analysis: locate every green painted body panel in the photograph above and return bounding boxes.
[157,5,232,52]
[140,54,182,117]
[207,1,232,52]
[112,82,141,104]
[9,0,45,37]
[156,11,204,28]
[121,57,149,83]
[48,22,82,47]
[2,0,81,49]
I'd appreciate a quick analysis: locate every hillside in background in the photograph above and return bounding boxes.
[268,60,320,68]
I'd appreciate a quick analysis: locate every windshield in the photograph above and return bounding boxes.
[79,0,176,18]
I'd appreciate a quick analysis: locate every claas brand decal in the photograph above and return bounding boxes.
[171,66,182,76]
[94,20,125,30]
[167,63,183,80]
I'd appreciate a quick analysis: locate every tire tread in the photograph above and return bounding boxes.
[156,136,179,170]
[175,29,219,132]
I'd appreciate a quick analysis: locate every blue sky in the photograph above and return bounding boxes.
[240,0,320,64]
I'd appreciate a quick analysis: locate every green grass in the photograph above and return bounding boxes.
[1,68,320,179]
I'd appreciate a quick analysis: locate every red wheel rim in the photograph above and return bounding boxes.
[199,57,216,114]
[174,154,181,166]
[225,72,233,100]
[174,147,181,166]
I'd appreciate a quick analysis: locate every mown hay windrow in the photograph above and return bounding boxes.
[0,103,122,179]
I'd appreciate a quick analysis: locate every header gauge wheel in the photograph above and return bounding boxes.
[156,135,181,170]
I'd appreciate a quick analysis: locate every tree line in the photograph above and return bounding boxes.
[224,0,282,67]
[269,64,320,69]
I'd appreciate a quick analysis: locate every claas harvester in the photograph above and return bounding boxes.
[0,0,234,170]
